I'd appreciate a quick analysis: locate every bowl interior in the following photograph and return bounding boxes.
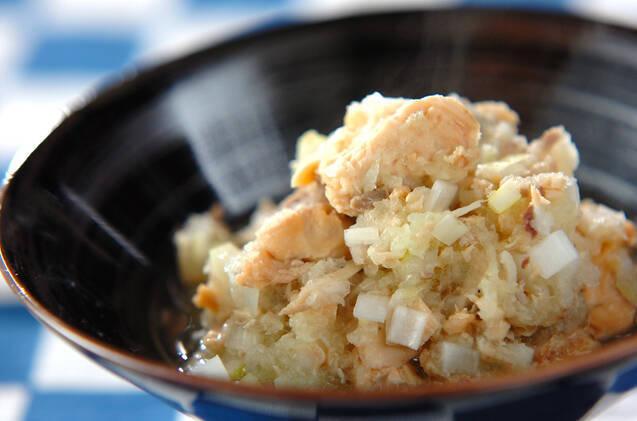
[2,8,637,386]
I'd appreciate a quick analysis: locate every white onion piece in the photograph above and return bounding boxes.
[440,342,479,375]
[189,355,229,379]
[477,339,535,369]
[506,343,535,368]
[529,230,579,279]
[531,204,554,236]
[353,293,390,322]
[476,154,531,182]
[387,305,437,350]
[452,200,483,217]
[488,179,521,214]
[230,284,260,315]
[566,179,580,208]
[199,243,238,317]
[499,250,517,284]
[205,242,240,284]
[480,143,499,162]
[344,227,379,247]
[426,180,458,212]
[433,214,468,246]
[213,244,259,315]
[362,161,380,191]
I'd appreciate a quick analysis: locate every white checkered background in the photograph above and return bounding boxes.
[0,1,636,420]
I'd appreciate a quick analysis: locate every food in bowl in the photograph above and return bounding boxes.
[174,93,637,389]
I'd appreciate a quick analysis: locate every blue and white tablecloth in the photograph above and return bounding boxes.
[1,1,636,420]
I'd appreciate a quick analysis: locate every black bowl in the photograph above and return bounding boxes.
[2,8,637,421]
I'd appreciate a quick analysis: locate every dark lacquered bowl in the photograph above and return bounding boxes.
[2,8,637,421]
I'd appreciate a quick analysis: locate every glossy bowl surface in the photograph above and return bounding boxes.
[2,8,637,421]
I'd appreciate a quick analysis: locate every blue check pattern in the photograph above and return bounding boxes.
[0,1,636,420]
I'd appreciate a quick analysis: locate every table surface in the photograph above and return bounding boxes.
[1,1,636,420]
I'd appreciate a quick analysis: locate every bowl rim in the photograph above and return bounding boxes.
[2,7,637,403]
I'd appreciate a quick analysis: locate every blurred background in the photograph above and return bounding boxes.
[0,1,636,420]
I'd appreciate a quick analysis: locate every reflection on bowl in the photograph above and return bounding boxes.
[1,8,637,421]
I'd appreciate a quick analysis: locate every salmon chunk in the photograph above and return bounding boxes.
[310,94,481,216]
[233,184,350,288]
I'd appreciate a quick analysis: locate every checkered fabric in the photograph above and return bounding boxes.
[0,1,636,420]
